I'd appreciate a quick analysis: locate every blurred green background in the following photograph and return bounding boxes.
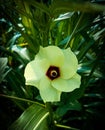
[0,0,105,130]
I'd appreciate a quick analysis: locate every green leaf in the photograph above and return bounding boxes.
[77,38,95,61]
[24,0,50,15]
[12,45,31,62]
[59,36,71,47]
[0,57,8,83]
[52,0,105,15]
[9,104,49,130]
[54,12,74,21]
[56,100,81,117]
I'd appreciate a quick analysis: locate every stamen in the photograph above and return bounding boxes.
[46,66,60,80]
[51,70,58,77]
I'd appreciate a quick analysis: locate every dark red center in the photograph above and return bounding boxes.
[46,66,60,80]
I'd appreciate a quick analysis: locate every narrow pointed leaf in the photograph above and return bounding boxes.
[0,57,8,83]
[9,104,49,130]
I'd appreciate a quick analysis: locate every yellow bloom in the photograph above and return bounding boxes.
[24,46,81,102]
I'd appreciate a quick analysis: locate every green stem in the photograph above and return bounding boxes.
[45,102,80,130]
[46,102,55,130]
[55,123,80,130]
[0,94,45,107]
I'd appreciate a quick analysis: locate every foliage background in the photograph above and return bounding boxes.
[0,0,105,130]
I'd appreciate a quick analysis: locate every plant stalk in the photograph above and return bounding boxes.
[46,102,55,130]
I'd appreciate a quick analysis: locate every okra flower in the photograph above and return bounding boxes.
[24,46,81,102]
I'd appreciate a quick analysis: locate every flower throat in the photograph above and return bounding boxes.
[46,66,60,80]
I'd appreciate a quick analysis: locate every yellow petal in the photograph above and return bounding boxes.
[52,73,81,92]
[24,59,50,87]
[39,76,61,102]
[61,48,78,79]
[35,46,64,67]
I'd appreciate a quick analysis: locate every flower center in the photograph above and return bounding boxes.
[51,70,58,77]
[46,66,60,80]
